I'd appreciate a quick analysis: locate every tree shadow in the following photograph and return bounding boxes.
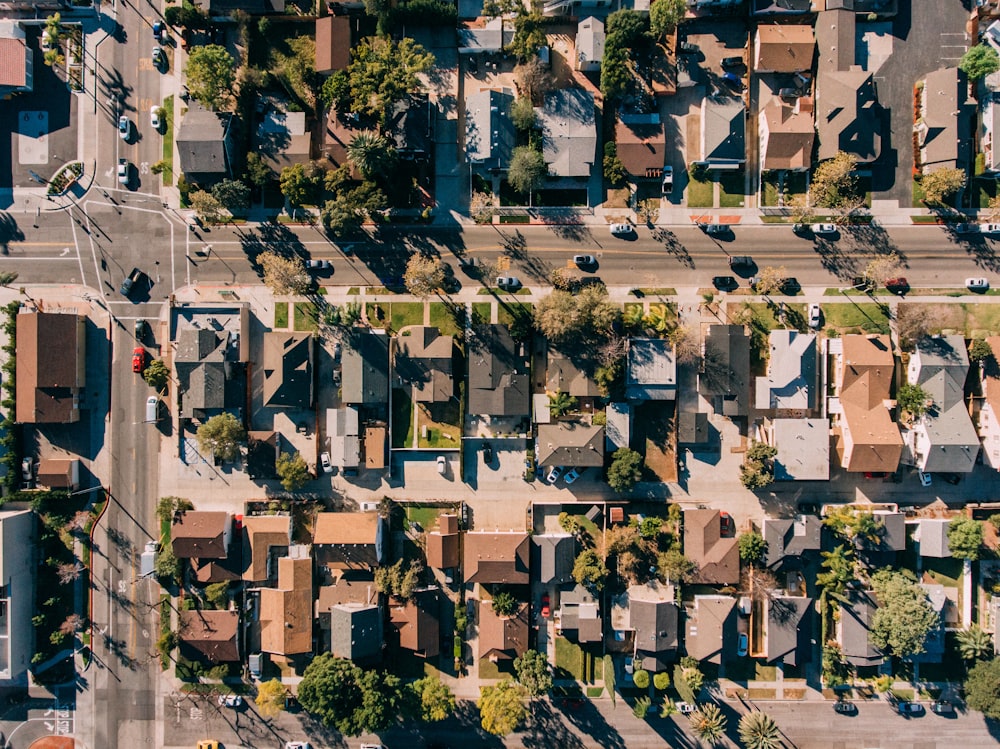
[551,696,627,749]
[652,227,694,269]
[521,700,585,749]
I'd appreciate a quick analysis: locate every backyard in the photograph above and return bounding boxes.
[391,389,414,449]
[416,400,462,448]
[897,302,1000,337]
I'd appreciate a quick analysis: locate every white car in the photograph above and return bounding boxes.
[286,743,314,749]
[982,224,1000,234]
[810,223,837,235]
[496,276,520,289]
[966,277,990,291]
[320,452,333,474]
[676,701,696,714]
[546,465,564,484]
[436,455,447,474]
[661,166,673,194]
[610,222,633,236]
[150,105,162,130]
[573,254,596,267]
[118,115,130,140]
[563,467,582,484]
[808,303,822,329]
[306,259,331,272]
[21,457,33,482]
[217,694,243,708]
[117,158,129,185]
[919,470,932,487]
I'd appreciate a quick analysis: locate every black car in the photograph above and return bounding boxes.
[729,255,754,269]
[712,275,738,291]
[834,701,856,715]
[482,442,493,464]
[721,56,744,69]
[120,268,139,297]
[134,318,149,339]
[798,503,819,516]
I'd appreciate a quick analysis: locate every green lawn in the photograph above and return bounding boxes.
[762,173,780,206]
[687,178,713,208]
[390,302,425,332]
[497,302,531,327]
[274,302,289,329]
[974,178,996,210]
[405,505,448,530]
[554,637,602,683]
[821,301,891,334]
[471,302,492,325]
[923,556,962,587]
[755,663,777,681]
[293,302,319,332]
[391,389,414,449]
[744,302,807,332]
[367,302,388,328]
[429,302,463,337]
[416,401,462,448]
[719,172,746,208]
[912,179,926,208]
[161,95,174,187]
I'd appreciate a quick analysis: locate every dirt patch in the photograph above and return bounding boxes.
[748,688,776,699]
[783,688,807,700]
[634,401,677,482]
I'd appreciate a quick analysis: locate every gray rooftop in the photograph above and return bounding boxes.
[341,330,389,407]
[700,324,751,416]
[458,16,513,53]
[546,348,601,397]
[628,582,679,672]
[920,68,968,172]
[910,584,947,663]
[176,103,235,177]
[840,590,883,667]
[531,534,575,585]
[327,407,360,469]
[468,324,529,417]
[626,338,677,401]
[535,422,605,467]
[175,326,245,419]
[917,518,951,558]
[329,603,382,662]
[576,17,605,67]
[605,402,631,451]
[756,330,817,411]
[465,88,515,166]
[772,418,829,480]
[262,332,313,409]
[537,88,597,178]
[765,595,812,666]
[762,515,822,568]
[701,95,745,165]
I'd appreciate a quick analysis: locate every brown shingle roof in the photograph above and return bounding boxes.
[464,532,530,584]
[394,326,454,403]
[837,335,902,473]
[171,511,230,559]
[389,589,440,657]
[15,312,85,424]
[179,610,240,662]
[426,514,460,569]
[478,600,529,661]
[314,512,381,569]
[242,515,291,583]
[0,37,27,88]
[259,556,313,656]
[615,117,665,178]
[314,15,350,74]
[755,24,815,72]
[684,509,739,585]
[759,98,814,170]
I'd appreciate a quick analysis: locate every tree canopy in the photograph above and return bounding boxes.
[403,254,446,297]
[256,678,287,719]
[258,251,311,295]
[513,649,552,697]
[347,131,397,180]
[649,0,686,38]
[275,451,310,491]
[920,167,966,204]
[412,676,455,722]
[869,568,939,658]
[897,383,930,419]
[956,625,994,662]
[298,655,408,735]
[809,151,860,211]
[478,679,527,736]
[507,146,547,195]
[947,517,984,560]
[689,702,726,743]
[211,179,251,212]
[607,447,643,493]
[738,710,782,749]
[969,338,994,363]
[738,530,767,566]
[966,657,1000,719]
[375,558,423,600]
[509,10,546,61]
[196,412,245,462]
[960,44,1000,80]
[185,45,236,110]
[572,549,607,591]
[532,285,620,347]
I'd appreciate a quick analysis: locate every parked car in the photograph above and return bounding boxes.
[931,699,954,715]
[678,41,698,53]
[722,71,743,89]
[540,593,550,618]
[955,223,980,234]
[117,158,129,185]
[896,701,924,716]
[885,277,909,295]
[573,254,597,267]
[808,303,822,329]
[21,457,33,482]
[564,467,582,485]
[152,20,164,41]
[737,632,749,657]
[729,255,753,269]
[306,259,331,272]
[966,277,989,291]
[834,700,857,714]
[118,115,130,140]
[704,223,730,235]
[546,465,564,484]
[918,470,932,487]
[982,224,1000,234]
[482,442,493,464]
[496,276,521,289]
[675,701,696,714]
[151,46,164,67]
[134,318,149,339]
[286,743,314,749]
[811,223,837,235]
[150,105,162,130]
[131,346,146,373]
[778,87,801,98]
[319,452,333,474]
[721,55,744,69]
[720,511,735,537]
[661,165,673,194]
[436,455,447,474]
[120,268,139,297]
[792,223,809,234]
[610,222,633,237]
[713,275,738,290]
[217,695,243,708]
[798,503,819,515]
[197,742,219,749]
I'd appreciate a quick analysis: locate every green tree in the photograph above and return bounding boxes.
[321,195,364,235]
[960,44,1000,81]
[633,668,650,689]
[509,10,546,61]
[869,568,939,658]
[970,338,994,363]
[649,0,686,38]
[143,359,169,391]
[947,517,984,561]
[601,43,631,101]
[245,152,272,187]
[347,131,397,180]
[547,392,578,418]
[739,530,767,566]
[210,179,251,213]
[965,657,1000,719]
[164,3,205,28]
[632,695,652,718]
[863,253,903,286]
[738,710,781,749]
[511,97,536,132]
[258,251,310,295]
[653,671,670,691]
[0,272,18,287]
[897,383,930,419]
[412,676,455,721]
[375,559,423,600]
[657,548,696,584]
[189,190,225,225]
[185,45,236,110]
[920,167,966,204]
[196,412,246,462]
[482,0,520,33]
[491,590,518,617]
[572,549,607,591]
[809,150,859,210]
[507,146,547,195]
[752,265,787,295]
[478,679,527,736]
[403,254,446,297]
[298,655,404,735]
[689,702,727,744]
[956,625,994,662]
[603,142,627,186]
[154,545,180,581]
[514,649,552,696]
[204,581,229,609]
[740,441,777,489]
[256,678,287,719]
[279,162,322,207]
[607,447,644,493]
[276,451,310,491]
[816,544,856,600]
[533,285,621,347]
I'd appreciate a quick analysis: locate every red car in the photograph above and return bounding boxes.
[132,346,146,373]
[540,593,550,618]
[720,511,735,537]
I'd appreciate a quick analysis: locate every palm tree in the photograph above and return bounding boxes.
[851,511,883,548]
[623,304,645,333]
[738,710,781,749]
[956,625,994,662]
[816,544,856,601]
[347,131,396,180]
[689,703,727,744]
[642,303,673,336]
[548,392,577,418]
[659,698,678,718]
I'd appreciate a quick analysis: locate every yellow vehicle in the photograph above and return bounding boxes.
[196,741,219,749]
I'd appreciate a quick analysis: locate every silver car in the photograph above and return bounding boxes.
[496,276,520,289]
[610,223,633,236]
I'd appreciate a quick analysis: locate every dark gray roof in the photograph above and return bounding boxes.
[262,332,313,409]
[535,422,605,467]
[342,331,389,407]
[468,324,529,417]
[388,93,432,160]
[685,595,737,664]
[763,516,822,568]
[558,585,602,643]
[628,582,679,672]
[920,68,969,172]
[465,88,515,166]
[531,534,575,585]
[176,104,235,178]
[626,338,677,401]
[840,590,883,667]
[329,604,383,662]
[700,324,750,415]
[909,584,946,663]
[701,95,745,165]
[175,328,245,419]
[765,595,812,666]
[537,88,597,178]
[677,412,709,445]
[394,326,454,403]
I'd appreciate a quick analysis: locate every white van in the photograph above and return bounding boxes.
[145,396,159,423]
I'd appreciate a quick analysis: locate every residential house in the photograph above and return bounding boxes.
[762,515,822,570]
[615,114,665,181]
[327,406,361,472]
[259,552,313,657]
[576,17,605,72]
[699,95,745,169]
[758,97,814,171]
[0,511,33,682]
[330,603,383,662]
[464,531,530,585]
[605,402,631,451]
[752,0,813,14]
[911,583,951,663]
[532,534,575,585]
[979,335,1000,469]
[34,458,80,491]
[700,324,751,417]
[176,103,238,183]
[364,425,388,470]
[314,512,384,571]
[426,514,461,570]
[242,514,292,586]
[536,88,597,178]
[625,581,679,671]
[394,326,454,404]
[764,594,812,665]
[979,73,1000,176]
[839,590,883,667]
[685,595,738,665]
[546,348,601,398]
[15,311,86,424]
[323,110,364,174]
[0,22,31,98]
[918,68,970,175]
[626,338,676,401]
[535,422,605,468]
[314,15,351,75]
[557,585,602,644]
[855,510,905,557]
[388,588,440,658]
[915,518,951,558]
[834,335,902,473]
[678,412,709,447]
[179,610,240,663]
[684,509,739,585]
[458,17,513,55]
[173,306,249,421]
[171,511,232,562]
[191,0,284,12]
[246,430,279,480]
[342,330,389,410]
[763,418,830,481]
[815,9,882,163]
[255,108,311,175]
[903,335,979,473]
[755,330,817,413]
[468,324,529,419]
[465,88,516,171]
[387,93,434,164]
[262,332,313,409]
[479,600,529,662]
[754,24,815,73]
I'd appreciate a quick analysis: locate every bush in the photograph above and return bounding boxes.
[653,672,670,691]
[633,668,650,689]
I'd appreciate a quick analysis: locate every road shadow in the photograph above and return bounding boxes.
[652,227,694,268]
[551,696,627,749]
[522,700,586,749]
